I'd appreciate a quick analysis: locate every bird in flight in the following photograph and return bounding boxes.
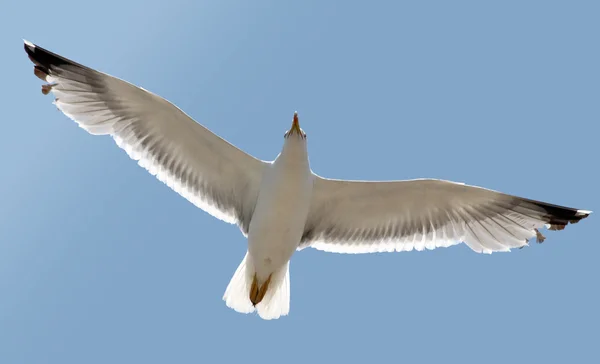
[24,40,591,320]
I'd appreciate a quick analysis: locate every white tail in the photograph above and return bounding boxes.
[223,252,291,320]
[223,252,256,315]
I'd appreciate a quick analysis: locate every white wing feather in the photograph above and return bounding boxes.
[301,176,590,254]
[25,41,266,234]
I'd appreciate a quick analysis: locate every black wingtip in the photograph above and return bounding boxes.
[23,39,35,54]
[23,40,83,71]
[527,199,592,230]
[24,40,39,65]
[550,209,591,230]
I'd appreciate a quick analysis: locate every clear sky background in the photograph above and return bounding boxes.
[1,0,598,363]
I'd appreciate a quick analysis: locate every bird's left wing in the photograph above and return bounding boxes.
[300,176,590,254]
[24,40,267,235]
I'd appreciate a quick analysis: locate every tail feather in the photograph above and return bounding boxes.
[256,261,290,320]
[223,252,291,320]
[223,252,255,314]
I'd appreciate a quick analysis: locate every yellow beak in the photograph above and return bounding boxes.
[289,111,301,134]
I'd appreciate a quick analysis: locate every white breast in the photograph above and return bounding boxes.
[247,138,313,281]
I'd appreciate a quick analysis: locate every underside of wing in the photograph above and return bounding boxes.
[24,40,267,234]
[301,177,591,254]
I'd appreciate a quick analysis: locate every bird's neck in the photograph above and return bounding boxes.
[277,139,310,168]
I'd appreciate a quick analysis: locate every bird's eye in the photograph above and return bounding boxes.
[284,131,289,138]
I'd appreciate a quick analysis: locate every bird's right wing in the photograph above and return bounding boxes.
[24,41,267,235]
[300,177,590,254]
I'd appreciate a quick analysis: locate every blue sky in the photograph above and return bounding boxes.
[1,0,598,362]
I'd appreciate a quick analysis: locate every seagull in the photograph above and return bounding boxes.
[24,40,591,320]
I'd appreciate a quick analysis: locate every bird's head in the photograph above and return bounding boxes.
[284,111,306,140]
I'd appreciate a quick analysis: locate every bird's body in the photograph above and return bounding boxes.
[24,40,591,320]
[223,136,314,317]
[248,136,313,283]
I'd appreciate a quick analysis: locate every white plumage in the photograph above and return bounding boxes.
[24,40,591,320]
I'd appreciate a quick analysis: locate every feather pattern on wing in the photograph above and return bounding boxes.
[25,41,266,234]
[300,177,590,254]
